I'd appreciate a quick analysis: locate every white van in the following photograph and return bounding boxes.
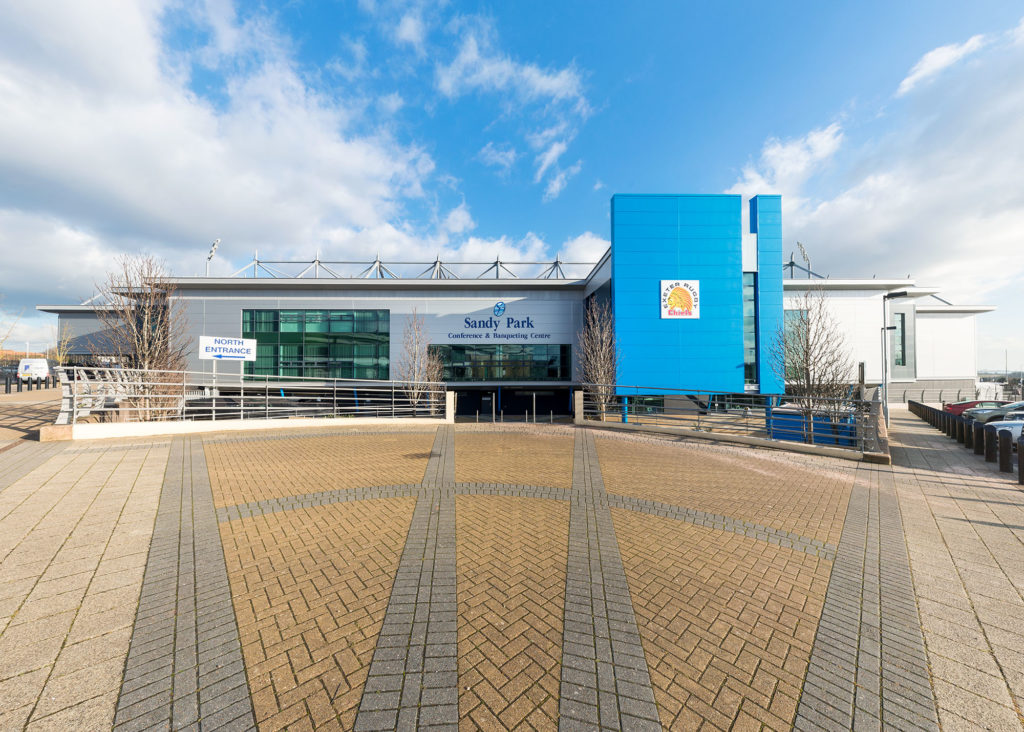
[18,358,51,382]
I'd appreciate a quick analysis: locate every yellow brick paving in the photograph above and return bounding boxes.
[455,433,573,489]
[220,498,415,731]
[613,509,832,730]
[455,496,569,731]
[597,437,853,547]
[204,432,435,507]
[0,441,167,730]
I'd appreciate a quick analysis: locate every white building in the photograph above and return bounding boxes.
[784,277,994,403]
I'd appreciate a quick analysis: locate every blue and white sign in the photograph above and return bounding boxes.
[199,336,256,361]
[493,301,506,317]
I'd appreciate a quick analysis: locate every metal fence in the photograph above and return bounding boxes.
[55,367,447,425]
[579,384,877,452]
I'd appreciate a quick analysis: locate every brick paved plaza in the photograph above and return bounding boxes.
[1,400,1024,730]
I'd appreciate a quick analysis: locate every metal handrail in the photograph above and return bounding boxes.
[59,366,446,425]
[578,383,872,452]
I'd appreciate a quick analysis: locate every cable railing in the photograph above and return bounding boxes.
[55,367,447,425]
[578,384,877,452]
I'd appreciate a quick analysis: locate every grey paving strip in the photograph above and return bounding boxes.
[795,467,939,732]
[423,424,455,486]
[602,492,836,560]
[558,429,661,731]
[114,436,257,732]
[0,440,67,493]
[215,484,423,522]
[354,425,459,731]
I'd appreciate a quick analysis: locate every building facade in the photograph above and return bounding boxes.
[38,193,993,409]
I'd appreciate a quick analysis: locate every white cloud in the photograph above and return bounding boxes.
[727,123,843,201]
[1014,17,1024,45]
[378,91,404,114]
[442,202,475,235]
[896,34,987,97]
[326,38,370,81]
[543,160,582,202]
[394,12,426,54]
[729,25,1024,368]
[558,231,609,263]
[477,142,517,174]
[435,20,590,199]
[534,141,568,183]
[436,33,585,109]
[593,180,605,191]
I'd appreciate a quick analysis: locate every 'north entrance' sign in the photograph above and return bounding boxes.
[199,336,256,361]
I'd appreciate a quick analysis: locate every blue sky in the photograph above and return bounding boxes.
[1,1,1022,369]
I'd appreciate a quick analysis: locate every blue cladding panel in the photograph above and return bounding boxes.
[753,195,784,394]
[611,194,744,393]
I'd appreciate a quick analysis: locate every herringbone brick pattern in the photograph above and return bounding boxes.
[220,498,415,731]
[612,508,832,731]
[455,433,573,489]
[596,437,852,546]
[455,496,569,730]
[205,432,435,507]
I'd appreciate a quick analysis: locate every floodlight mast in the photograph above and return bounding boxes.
[206,239,220,276]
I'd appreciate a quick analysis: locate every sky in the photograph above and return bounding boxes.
[0,1,1022,371]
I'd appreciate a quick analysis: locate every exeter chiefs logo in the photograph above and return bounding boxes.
[493,301,506,317]
[660,280,700,319]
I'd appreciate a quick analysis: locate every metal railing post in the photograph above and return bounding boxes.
[265,375,269,420]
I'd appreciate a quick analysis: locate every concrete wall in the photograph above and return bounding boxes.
[916,311,977,380]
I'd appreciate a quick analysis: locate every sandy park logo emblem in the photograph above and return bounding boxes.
[493,301,506,317]
[660,280,700,319]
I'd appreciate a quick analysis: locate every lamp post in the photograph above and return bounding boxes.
[881,290,909,426]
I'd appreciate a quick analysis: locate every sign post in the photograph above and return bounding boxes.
[198,337,257,421]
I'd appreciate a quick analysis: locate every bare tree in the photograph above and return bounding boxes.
[393,308,444,413]
[92,255,191,420]
[578,298,620,416]
[773,284,855,440]
[94,255,190,371]
[48,322,74,365]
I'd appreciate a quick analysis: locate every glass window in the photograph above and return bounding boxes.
[242,309,390,380]
[431,343,572,382]
[894,313,906,367]
[742,273,758,385]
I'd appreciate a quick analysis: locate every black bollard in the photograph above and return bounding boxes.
[3,376,8,394]
[1019,436,1024,486]
[998,429,1013,473]
[957,417,966,444]
[965,420,974,450]
[984,424,998,463]
[973,423,985,455]
[947,413,956,438]
[16,378,22,392]
[26,377,32,392]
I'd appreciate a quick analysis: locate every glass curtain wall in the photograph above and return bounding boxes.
[430,344,571,381]
[242,309,389,379]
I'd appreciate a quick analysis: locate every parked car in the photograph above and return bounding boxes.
[943,399,1009,416]
[986,418,1024,448]
[963,400,1024,423]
